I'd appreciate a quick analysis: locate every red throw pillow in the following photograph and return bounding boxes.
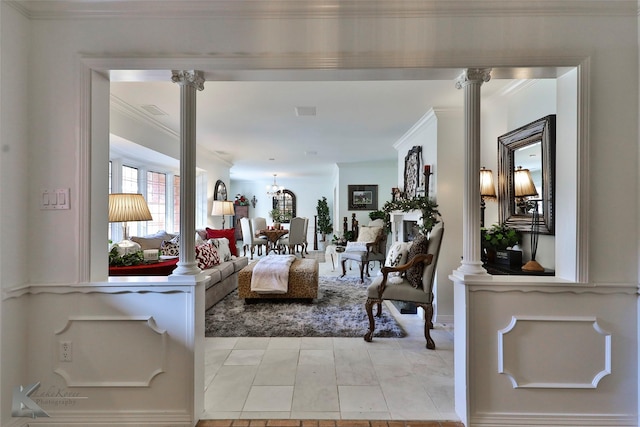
[205,227,238,256]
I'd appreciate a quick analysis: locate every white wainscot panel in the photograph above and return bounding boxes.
[498,315,611,388]
[53,316,167,387]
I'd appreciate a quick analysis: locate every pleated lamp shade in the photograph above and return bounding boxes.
[514,167,538,198]
[479,167,497,199]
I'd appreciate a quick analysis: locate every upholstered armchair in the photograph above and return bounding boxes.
[364,221,444,349]
[340,219,387,283]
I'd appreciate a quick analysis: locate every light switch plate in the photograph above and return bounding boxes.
[41,188,70,210]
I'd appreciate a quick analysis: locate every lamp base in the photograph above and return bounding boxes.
[522,259,545,272]
[114,239,142,256]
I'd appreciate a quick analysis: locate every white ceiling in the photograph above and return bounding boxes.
[110,77,518,181]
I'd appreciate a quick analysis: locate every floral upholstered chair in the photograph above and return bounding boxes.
[364,221,444,349]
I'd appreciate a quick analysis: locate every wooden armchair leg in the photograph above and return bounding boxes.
[419,303,436,350]
[364,298,379,342]
[358,262,365,283]
[340,258,348,278]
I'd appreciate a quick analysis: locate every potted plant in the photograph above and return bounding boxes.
[269,208,282,229]
[316,196,333,244]
[481,222,523,266]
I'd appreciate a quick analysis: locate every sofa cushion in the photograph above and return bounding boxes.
[206,228,238,256]
[212,260,234,281]
[383,241,411,284]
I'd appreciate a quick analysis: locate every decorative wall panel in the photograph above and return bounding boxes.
[498,315,611,388]
[53,316,167,387]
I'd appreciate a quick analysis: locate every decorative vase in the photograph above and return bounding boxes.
[274,223,281,230]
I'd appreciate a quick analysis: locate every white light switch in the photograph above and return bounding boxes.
[41,188,70,210]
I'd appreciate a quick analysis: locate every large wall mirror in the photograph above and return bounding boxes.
[498,115,556,235]
[214,180,228,201]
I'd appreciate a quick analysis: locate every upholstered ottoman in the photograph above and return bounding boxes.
[238,258,319,301]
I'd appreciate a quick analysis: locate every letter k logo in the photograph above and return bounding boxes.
[12,382,49,418]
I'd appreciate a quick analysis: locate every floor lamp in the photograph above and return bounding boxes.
[514,166,544,272]
[479,167,496,228]
[211,200,235,229]
[109,193,153,255]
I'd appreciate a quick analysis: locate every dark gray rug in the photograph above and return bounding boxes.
[205,275,406,338]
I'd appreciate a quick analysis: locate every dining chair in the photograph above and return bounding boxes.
[279,216,306,257]
[240,217,266,259]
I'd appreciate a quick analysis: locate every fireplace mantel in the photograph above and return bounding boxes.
[389,210,422,243]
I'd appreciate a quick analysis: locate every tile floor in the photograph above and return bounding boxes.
[202,248,457,422]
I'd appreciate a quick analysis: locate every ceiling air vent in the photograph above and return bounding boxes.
[295,106,316,117]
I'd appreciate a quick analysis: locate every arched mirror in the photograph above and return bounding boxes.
[498,115,555,235]
[272,190,296,223]
[214,180,227,201]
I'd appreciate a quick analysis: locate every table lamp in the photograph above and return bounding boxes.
[109,193,153,256]
[514,166,544,272]
[211,200,235,229]
[479,167,497,228]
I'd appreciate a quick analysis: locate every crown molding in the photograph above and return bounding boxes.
[6,0,638,20]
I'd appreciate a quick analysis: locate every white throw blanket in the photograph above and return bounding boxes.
[250,255,296,294]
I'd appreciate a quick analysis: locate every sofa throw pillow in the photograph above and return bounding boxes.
[357,225,382,243]
[205,227,238,256]
[131,230,176,250]
[195,242,220,270]
[405,234,429,289]
[160,240,180,257]
[384,241,410,274]
[208,237,232,262]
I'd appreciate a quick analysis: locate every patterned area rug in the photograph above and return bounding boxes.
[205,275,406,338]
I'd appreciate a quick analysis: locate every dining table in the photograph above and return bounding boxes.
[256,228,289,254]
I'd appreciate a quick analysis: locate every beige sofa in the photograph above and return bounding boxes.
[129,230,249,310]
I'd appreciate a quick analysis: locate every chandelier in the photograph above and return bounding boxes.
[266,174,284,196]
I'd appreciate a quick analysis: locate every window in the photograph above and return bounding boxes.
[147,171,166,232]
[122,165,139,193]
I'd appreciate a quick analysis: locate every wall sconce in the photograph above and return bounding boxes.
[479,167,496,228]
[514,166,544,272]
[251,195,257,208]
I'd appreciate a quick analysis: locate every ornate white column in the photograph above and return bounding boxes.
[171,70,204,276]
[452,68,492,279]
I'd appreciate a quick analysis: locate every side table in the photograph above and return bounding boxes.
[325,245,345,271]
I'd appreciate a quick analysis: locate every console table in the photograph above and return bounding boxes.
[484,262,555,276]
[109,258,178,276]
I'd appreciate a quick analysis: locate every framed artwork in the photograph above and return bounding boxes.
[403,145,422,199]
[214,180,227,201]
[348,185,378,210]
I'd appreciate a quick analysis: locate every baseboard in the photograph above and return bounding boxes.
[470,413,637,426]
[435,314,454,325]
[5,410,193,426]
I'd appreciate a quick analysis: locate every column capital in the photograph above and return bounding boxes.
[455,68,492,89]
[171,70,205,91]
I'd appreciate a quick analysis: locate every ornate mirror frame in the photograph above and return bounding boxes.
[498,115,556,235]
[272,189,296,223]
[214,180,227,201]
[403,146,422,199]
